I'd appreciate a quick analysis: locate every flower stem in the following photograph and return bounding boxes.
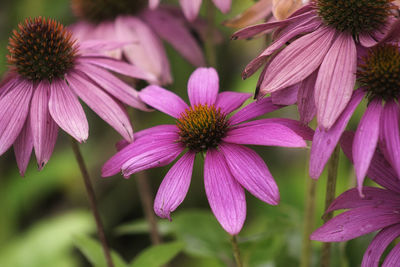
[136,171,162,245]
[231,235,243,267]
[70,138,114,267]
[321,145,340,267]
[205,0,217,67]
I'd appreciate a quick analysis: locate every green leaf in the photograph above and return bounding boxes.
[130,241,184,267]
[73,234,128,267]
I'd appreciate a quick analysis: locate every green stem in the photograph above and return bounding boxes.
[205,0,217,67]
[231,235,243,267]
[70,139,114,267]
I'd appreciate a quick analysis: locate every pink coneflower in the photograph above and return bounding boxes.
[0,17,151,175]
[311,132,400,266]
[310,43,400,186]
[70,0,206,85]
[102,67,312,234]
[149,0,231,21]
[233,0,399,130]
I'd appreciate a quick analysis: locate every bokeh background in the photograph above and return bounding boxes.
[0,0,373,266]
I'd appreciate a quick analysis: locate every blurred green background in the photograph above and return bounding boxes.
[0,0,372,266]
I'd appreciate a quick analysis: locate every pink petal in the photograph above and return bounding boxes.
[215,92,252,114]
[353,99,383,192]
[0,78,33,155]
[271,84,299,105]
[380,101,400,179]
[309,89,364,179]
[259,26,336,96]
[149,0,160,9]
[30,81,58,169]
[187,67,219,106]
[140,85,189,118]
[154,152,195,220]
[141,9,206,66]
[48,80,88,142]
[382,239,400,267]
[220,143,280,205]
[204,149,246,234]
[67,72,133,142]
[359,33,378,47]
[212,0,231,13]
[315,33,357,129]
[363,224,400,267]
[134,124,179,140]
[297,70,317,124]
[224,119,307,147]
[179,0,202,21]
[311,206,400,242]
[229,97,282,125]
[13,120,33,176]
[222,0,273,28]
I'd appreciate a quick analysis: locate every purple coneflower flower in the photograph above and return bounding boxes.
[311,132,400,266]
[70,0,206,85]
[102,67,312,234]
[233,0,399,130]
[0,17,151,175]
[149,0,231,21]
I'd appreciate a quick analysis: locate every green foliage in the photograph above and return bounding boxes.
[130,241,184,267]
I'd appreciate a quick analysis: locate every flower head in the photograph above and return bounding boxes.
[311,132,400,266]
[0,17,151,175]
[102,67,312,234]
[70,0,206,85]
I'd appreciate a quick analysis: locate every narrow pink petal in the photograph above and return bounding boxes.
[179,0,202,21]
[229,97,283,125]
[154,152,195,220]
[315,33,357,129]
[78,40,130,54]
[142,9,206,66]
[380,101,400,179]
[149,0,160,9]
[67,72,133,141]
[220,143,280,205]
[0,73,19,97]
[30,81,58,169]
[297,69,317,124]
[224,119,307,147]
[48,80,88,142]
[0,79,33,155]
[271,84,299,105]
[140,85,189,118]
[259,27,336,96]
[353,99,383,192]
[212,0,231,13]
[363,224,400,267]
[382,239,400,267]
[13,120,33,176]
[215,92,252,114]
[204,149,246,234]
[311,206,400,242]
[188,68,219,106]
[359,33,378,47]
[76,63,149,111]
[309,89,364,179]
[102,126,179,177]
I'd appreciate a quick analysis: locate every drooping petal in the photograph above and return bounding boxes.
[220,143,280,205]
[140,85,189,118]
[154,152,195,220]
[380,101,400,179]
[362,224,400,267]
[272,0,303,20]
[224,119,307,147]
[271,84,299,105]
[382,239,400,267]
[67,72,133,142]
[229,97,283,125]
[30,81,58,169]
[215,92,252,114]
[315,32,357,129]
[311,206,400,242]
[297,69,317,124]
[223,0,273,28]
[49,79,88,142]
[204,149,246,234]
[309,89,364,179]
[179,0,202,21]
[13,119,33,176]
[0,79,33,155]
[187,68,219,106]
[353,99,383,192]
[359,32,378,47]
[134,124,179,140]
[212,0,231,13]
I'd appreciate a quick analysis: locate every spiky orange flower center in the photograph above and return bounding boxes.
[357,44,400,101]
[71,0,147,23]
[316,0,393,36]
[7,17,77,81]
[177,104,229,153]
